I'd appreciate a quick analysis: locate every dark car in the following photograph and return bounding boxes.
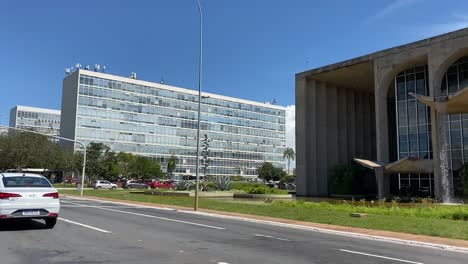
[124,180,148,189]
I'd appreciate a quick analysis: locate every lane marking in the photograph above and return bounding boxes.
[254,233,290,241]
[62,197,468,254]
[339,249,424,264]
[58,218,112,234]
[61,200,226,230]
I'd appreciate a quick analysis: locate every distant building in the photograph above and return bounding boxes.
[9,105,61,139]
[296,28,468,200]
[60,69,286,179]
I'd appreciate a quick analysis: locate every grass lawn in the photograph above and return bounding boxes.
[59,189,468,240]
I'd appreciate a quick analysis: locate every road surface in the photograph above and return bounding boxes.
[0,196,466,264]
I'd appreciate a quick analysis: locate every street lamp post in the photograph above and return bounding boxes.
[0,125,87,196]
[193,0,203,211]
[194,0,203,211]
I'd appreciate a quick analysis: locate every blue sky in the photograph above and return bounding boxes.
[1,0,468,151]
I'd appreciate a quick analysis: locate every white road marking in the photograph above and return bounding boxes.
[217,262,230,264]
[58,218,112,234]
[339,249,424,264]
[61,200,226,230]
[254,233,290,241]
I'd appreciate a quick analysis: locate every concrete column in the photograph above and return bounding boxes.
[428,51,445,201]
[326,84,339,180]
[375,167,386,199]
[338,87,348,164]
[295,76,308,196]
[374,61,393,198]
[316,81,328,195]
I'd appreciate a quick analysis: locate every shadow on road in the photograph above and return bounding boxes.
[0,219,48,231]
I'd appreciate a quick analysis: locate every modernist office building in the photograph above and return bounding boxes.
[296,28,468,200]
[60,69,286,179]
[9,105,61,139]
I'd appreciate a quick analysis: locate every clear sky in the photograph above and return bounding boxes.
[1,0,468,153]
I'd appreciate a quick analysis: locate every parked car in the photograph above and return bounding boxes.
[124,180,148,189]
[0,173,60,228]
[152,180,175,189]
[92,180,117,190]
[143,179,155,187]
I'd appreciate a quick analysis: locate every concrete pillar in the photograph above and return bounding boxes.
[295,76,308,196]
[428,50,446,201]
[375,167,386,199]
[374,61,393,198]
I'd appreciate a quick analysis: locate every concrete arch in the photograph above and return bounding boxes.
[431,47,468,96]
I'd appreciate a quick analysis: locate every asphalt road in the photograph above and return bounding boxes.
[0,197,467,264]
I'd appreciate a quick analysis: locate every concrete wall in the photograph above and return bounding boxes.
[59,71,79,151]
[9,106,17,127]
[296,78,376,196]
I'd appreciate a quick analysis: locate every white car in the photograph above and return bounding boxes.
[93,180,117,190]
[0,173,60,228]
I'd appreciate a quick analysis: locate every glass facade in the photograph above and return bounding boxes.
[394,57,468,195]
[439,56,468,194]
[72,71,286,178]
[395,66,434,195]
[10,106,61,140]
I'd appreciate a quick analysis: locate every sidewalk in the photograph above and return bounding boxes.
[64,194,468,252]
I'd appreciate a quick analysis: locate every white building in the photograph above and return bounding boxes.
[10,105,61,139]
[60,68,286,179]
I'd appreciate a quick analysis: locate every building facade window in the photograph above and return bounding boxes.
[73,72,286,178]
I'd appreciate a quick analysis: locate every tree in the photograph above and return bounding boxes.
[283,148,295,175]
[166,155,178,179]
[85,142,110,181]
[130,156,162,179]
[201,134,211,177]
[0,132,63,171]
[117,152,135,178]
[257,162,287,182]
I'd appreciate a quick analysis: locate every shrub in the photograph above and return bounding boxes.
[174,180,192,191]
[214,176,231,191]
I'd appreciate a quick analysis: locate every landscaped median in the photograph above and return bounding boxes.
[58,189,468,241]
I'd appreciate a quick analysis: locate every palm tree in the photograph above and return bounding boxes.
[166,155,178,179]
[283,148,295,175]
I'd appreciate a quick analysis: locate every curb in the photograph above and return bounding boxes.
[63,195,468,254]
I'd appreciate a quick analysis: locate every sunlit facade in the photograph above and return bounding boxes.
[9,105,61,140]
[61,69,286,179]
[296,28,468,199]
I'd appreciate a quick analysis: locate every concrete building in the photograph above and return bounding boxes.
[296,28,468,200]
[9,105,61,139]
[60,68,285,179]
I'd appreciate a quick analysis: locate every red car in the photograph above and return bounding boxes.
[152,180,175,189]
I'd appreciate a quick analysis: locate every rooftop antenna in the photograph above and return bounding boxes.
[94,64,100,72]
[85,65,90,70]
[65,68,71,75]
[130,72,137,79]
[160,76,165,84]
[102,66,106,73]
[76,63,82,69]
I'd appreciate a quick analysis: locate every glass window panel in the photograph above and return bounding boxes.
[406,74,415,94]
[447,72,458,94]
[416,72,425,95]
[409,133,418,152]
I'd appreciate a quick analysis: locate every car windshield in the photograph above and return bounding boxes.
[2,176,52,188]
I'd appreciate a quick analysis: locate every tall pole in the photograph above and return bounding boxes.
[0,125,87,196]
[194,0,203,211]
[80,146,87,197]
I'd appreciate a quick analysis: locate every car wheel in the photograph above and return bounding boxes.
[45,217,57,229]
[112,186,116,190]
[97,186,101,189]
